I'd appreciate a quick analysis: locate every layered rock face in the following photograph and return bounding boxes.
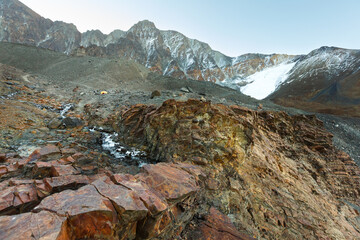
[0,144,209,239]
[117,99,360,239]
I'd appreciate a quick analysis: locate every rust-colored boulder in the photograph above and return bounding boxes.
[0,183,39,215]
[50,164,79,177]
[32,161,53,178]
[112,174,168,216]
[27,144,61,162]
[0,211,67,240]
[43,175,90,193]
[138,163,200,201]
[35,184,119,239]
[91,180,148,222]
[0,166,8,177]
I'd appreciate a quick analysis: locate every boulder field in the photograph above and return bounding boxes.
[0,99,360,239]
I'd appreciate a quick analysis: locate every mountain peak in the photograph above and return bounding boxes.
[129,20,157,31]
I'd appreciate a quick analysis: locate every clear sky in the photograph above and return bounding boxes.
[21,0,360,57]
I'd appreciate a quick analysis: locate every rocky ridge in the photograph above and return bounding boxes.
[0,0,296,83]
[73,20,296,84]
[0,0,80,54]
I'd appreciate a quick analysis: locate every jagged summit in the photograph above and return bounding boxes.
[129,20,157,31]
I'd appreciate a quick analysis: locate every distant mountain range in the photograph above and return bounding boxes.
[0,0,295,83]
[1,0,359,117]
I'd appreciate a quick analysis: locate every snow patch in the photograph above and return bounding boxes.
[240,62,296,99]
[60,104,73,118]
[220,62,296,100]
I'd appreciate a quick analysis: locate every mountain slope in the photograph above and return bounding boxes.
[268,47,360,117]
[0,0,81,53]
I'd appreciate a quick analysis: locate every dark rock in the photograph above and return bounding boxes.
[150,90,161,99]
[62,117,84,128]
[0,154,6,162]
[47,118,62,129]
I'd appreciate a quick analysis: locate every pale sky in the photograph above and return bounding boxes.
[21,0,360,57]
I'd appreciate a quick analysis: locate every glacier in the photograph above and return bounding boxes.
[220,61,296,100]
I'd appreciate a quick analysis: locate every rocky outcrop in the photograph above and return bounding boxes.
[0,143,217,239]
[117,99,360,239]
[1,98,360,239]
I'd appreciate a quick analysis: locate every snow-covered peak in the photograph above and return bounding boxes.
[282,46,360,86]
[128,20,158,34]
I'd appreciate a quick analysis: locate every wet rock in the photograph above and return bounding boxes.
[62,117,84,128]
